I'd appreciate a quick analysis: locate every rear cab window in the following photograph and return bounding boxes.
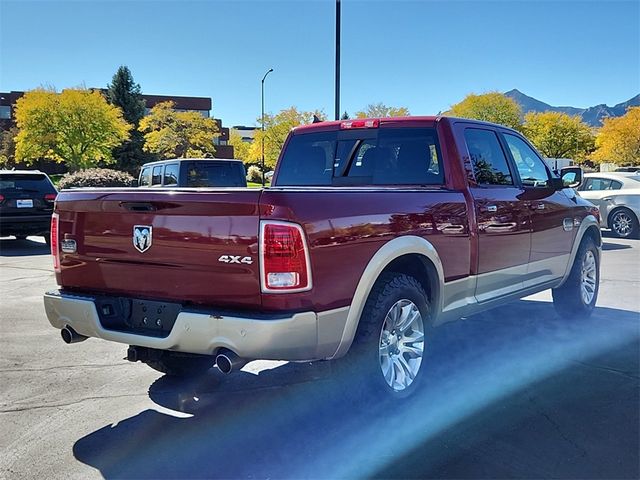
[186,161,246,187]
[275,127,444,187]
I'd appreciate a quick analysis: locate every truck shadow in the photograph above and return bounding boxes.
[0,237,50,257]
[73,300,640,479]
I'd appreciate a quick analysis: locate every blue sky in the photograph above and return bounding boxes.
[1,0,638,126]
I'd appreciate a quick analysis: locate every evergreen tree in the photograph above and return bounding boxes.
[106,66,153,172]
[341,111,350,120]
[107,66,145,125]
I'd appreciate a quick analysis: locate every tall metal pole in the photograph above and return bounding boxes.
[335,0,341,121]
[261,68,273,186]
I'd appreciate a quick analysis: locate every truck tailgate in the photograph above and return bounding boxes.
[55,188,262,309]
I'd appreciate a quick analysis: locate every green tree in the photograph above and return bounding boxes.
[591,107,640,165]
[355,103,410,118]
[106,66,145,124]
[139,101,219,159]
[523,111,595,161]
[248,107,327,169]
[0,127,18,168]
[106,66,151,172]
[14,88,131,170]
[448,92,522,130]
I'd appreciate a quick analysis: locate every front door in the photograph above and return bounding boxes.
[501,133,578,288]
[462,127,531,302]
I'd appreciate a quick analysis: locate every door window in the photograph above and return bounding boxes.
[163,164,179,186]
[139,167,151,187]
[151,166,163,186]
[464,128,513,185]
[581,177,622,191]
[503,134,550,188]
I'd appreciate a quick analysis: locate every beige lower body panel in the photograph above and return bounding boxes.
[44,290,349,361]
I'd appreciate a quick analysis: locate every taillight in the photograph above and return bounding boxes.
[51,213,60,272]
[260,221,312,293]
[0,194,4,202]
[44,193,57,202]
[340,119,379,129]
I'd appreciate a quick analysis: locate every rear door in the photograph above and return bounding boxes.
[460,126,531,302]
[501,132,578,287]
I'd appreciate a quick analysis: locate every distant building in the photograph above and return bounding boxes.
[231,125,259,143]
[0,90,234,159]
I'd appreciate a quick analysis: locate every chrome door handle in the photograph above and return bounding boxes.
[442,225,465,234]
[481,205,498,213]
[530,203,545,210]
[485,222,517,233]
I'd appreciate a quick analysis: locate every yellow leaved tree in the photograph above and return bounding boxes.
[15,88,131,170]
[448,92,522,130]
[139,101,219,159]
[591,107,640,165]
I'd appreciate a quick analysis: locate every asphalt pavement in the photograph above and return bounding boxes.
[0,233,638,479]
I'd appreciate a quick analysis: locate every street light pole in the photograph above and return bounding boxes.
[261,68,274,187]
[335,0,341,120]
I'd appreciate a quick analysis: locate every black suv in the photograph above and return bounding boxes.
[0,170,57,243]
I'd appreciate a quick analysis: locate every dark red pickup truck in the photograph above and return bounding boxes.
[44,116,601,396]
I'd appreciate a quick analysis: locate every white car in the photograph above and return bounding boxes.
[577,172,640,238]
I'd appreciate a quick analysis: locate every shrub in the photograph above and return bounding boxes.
[246,165,263,183]
[58,168,135,189]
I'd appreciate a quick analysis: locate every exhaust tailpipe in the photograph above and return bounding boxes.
[216,349,247,374]
[61,326,87,344]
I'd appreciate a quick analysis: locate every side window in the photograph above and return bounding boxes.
[464,128,513,185]
[151,166,163,186]
[503,134,550,187]
[583,178,612,191]
[139,167,151,187]
[610,180,623,190]
[163,164,179,186]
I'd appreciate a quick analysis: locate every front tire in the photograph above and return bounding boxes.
[552,236,600,319]
[145,352,215,377]
[609,208,639,239]
[339,272,430,398]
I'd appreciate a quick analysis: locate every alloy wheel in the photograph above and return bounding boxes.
[378,299,425,392]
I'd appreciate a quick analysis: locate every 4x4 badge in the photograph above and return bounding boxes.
[133,225,152,253]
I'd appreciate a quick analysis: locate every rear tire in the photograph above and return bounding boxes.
[145,352,215,377]
[337,272,430,399]
[552,236,599,319]
[609,208,639,239]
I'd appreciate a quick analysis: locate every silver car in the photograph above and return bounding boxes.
[577,172,640,238]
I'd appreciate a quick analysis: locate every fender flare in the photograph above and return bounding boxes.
[557,214,601,287]
[329,235,444,359]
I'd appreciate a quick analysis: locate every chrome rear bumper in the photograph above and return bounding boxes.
[44,290,349,361]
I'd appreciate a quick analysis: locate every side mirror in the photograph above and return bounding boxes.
[560,166,583,189]
[130,179,139,187]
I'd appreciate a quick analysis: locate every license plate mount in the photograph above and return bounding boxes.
[16,199,34,208]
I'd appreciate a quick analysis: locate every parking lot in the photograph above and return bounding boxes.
[1,233,638,479]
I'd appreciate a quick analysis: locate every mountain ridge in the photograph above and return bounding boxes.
[504,89,639,126]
